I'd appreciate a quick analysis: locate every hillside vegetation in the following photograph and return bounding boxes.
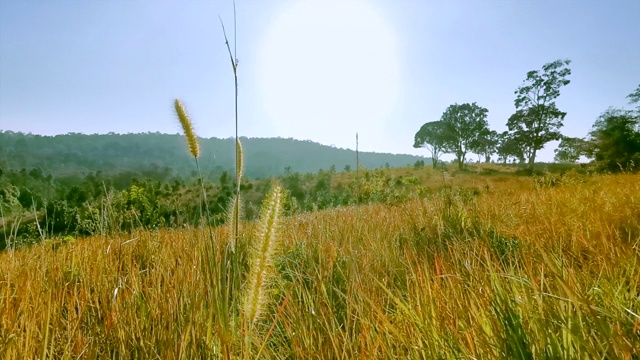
[1,169,638,358]
[0,131,428,179]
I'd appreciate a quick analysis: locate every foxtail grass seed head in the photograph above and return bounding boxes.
[244,183,283,329]
[236,138,244,184]
[174,99,200,158]
[227,193,242,249]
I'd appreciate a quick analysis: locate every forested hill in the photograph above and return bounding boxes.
[0,131,430,179]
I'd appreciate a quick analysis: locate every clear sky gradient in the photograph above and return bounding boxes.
[1,0,638,161]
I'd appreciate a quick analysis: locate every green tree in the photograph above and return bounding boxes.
[554,136,587,163]
[496,131,525,164]
[472,129,499,163]
[439,103,490,170]
[587,108,640,172]
[216,171,234,213]
[282,169,305,204]
[413,121,447,169]
[508,59,572,171]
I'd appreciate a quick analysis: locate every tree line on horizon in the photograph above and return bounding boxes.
[0,133,428,180]
[414,59,640,173]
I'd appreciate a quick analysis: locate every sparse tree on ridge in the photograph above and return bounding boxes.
[413,120,447,169]
[439,102,490,170]
[507,59,572,171]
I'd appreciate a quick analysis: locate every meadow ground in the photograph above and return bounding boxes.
[1,170,639,359]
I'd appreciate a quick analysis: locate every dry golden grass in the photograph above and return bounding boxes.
[1,173,639,359]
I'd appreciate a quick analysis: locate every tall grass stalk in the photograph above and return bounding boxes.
[228,138,244,250]
[169,8,284,358]
[219,7,240,248]
[174,99,211,226]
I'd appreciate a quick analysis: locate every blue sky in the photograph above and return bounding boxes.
[1,0,638,161]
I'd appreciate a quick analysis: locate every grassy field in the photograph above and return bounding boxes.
[1,169,639,359]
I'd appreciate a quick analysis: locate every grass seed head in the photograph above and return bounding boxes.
[174,99,200,158]
[244,183,283,330]
[236,138,244,184]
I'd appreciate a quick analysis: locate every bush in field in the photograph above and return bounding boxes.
[587,108,640,172]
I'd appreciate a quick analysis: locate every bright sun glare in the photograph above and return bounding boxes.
[258,0,400,148]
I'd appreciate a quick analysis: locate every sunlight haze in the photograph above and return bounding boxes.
[258,0,400,150]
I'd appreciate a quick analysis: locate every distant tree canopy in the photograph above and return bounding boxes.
[413,121,447,168]
[554,136,588,163]
[496,131,525,164]
[439,103,490,170]
[472,129,499,163]
[412,60,640,173]
[414,103,490,170]
[507,59,572,171]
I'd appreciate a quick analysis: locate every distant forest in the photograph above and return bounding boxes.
[0,131,430,179]
[0,131,432,245]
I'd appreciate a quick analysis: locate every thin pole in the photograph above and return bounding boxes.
[356,132,359,179]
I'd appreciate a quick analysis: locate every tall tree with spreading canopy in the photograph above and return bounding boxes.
[439,102,490,170]
[507,59,572,171]
[413,121,447,168]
